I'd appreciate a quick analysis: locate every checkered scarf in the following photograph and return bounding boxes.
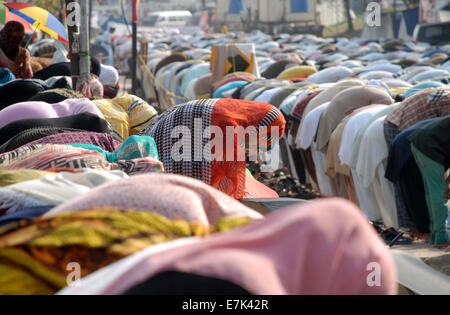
[140,98,286,198]
[386,89,450,131]
[141,99,216,185]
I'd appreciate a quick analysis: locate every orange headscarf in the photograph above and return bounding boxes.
[142,98,286,199]
[211,99,286,198]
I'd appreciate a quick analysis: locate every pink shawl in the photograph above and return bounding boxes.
[45,173,264,226]
[0,99,104,128]
[59,198,397,295]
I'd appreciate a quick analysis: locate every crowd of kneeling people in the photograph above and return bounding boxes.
[0,22,448,294]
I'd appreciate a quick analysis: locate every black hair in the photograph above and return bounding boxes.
[394,94,405,102]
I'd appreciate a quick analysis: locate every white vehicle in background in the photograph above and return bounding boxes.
[143,11,193,28]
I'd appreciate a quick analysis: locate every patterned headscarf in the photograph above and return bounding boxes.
[0,144,163,176]
[0,206,252,294]
[20,131,122,152]
[0,21,25,61]
[76,75,104,98]
[141,98,286,199]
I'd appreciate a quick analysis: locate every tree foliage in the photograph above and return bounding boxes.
[344,0,354,32]
[34,0,65,22]
[403,0,420,9]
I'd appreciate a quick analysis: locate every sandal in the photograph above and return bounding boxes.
[381,228,413,246]
[370,221,384,234]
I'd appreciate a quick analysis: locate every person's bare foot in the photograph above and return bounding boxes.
[445,246,450,253]
[410,227,430,242]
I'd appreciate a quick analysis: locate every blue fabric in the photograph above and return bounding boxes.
[402,81,445,98]
[175,63,195,75]
[68,135,159,162]
[0,206,53,227]
[279,90,304,117]
[385,118,438,182]
[174,68,191,105]
[385,119,436,232]
[422,49,450,58]
[213,80,248,98]
[99,43,114,66]
[101,16,127,31]
[393,182,414,229]
[0,68,15,86]
[402,7,419,36]
[291,0,310,12]
[383,122,413,229]
[165,62,185,95]
[229,0,243,14]
[395,12,402,39]
[181,63,210,96]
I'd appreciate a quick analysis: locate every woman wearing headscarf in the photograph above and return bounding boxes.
[140,98,286,199]
[16,131,123,153]
[27,88,85,104]
[0,98,104,129]
[99,64,120,98]
[0,128,121,154]
[0,172,261,294]
[93,94,158,141]
[0,143,163,177]
[0,79,47,110]
[0,169,129,215]
[0,21,33,79]
[0,112,116,147]
[0,207,253,294]
[58,198,397,295]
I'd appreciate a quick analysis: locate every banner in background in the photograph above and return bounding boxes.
[420,0,440,23]
[132,0,140,24]
[229,0,243,14]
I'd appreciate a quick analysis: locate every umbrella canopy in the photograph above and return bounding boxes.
[0,2,34,32]
[3,2,68,44]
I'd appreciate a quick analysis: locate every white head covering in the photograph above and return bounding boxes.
[99,64,119,86]
[51,40,70,64]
